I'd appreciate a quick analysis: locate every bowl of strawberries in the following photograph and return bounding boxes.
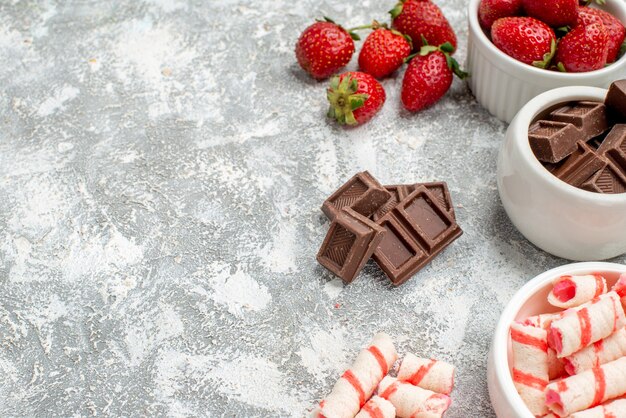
[468,0,626,123]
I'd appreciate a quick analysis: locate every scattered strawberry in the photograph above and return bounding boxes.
[327,72,386,125]
[401,43,467,112]
[358,23,412,79]
[390,0,457,52]
[491,17,556,67]
[522,0,579,28]
[555,22,609,72]
[295,18,358,80]
[577,7,626,63]
[478,0,523,30]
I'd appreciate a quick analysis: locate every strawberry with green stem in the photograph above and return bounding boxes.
[358,21,412,79]
[491,17,557,68]
[327,72,386,126]
[295,17,365,80]
[401,42,467,112]
[390,0,457,53]
[555,22,610,72]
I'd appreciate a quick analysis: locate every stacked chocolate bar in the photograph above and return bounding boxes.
[528,80,626,194]
[317,172,462,286]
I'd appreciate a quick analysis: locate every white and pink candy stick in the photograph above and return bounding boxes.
[612,273,626,309]
[545,356,626,416]
[354,396,395,418]
[378,376,451,418]
[548,274,607,309]
[548,292,626,358]
[563,327,626,375]
[315,333,398,418]
[522,312,563,330]
[396,353,455,395]
[510,322,549,416]
[569,398,626,418]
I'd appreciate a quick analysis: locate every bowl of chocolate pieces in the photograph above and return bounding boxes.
[497,80,626,261]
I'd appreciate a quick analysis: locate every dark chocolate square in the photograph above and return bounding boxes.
[321,171,391,221]
[317,208,385,283]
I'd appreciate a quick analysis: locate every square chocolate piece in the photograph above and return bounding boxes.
[317,208,385,283]
[549,101,609,141]
[321,171,391,221]
[529,120,583,163]
[551,141,607,187]
[581,161,626,194]
[373,186,462,286]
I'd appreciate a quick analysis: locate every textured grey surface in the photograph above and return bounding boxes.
[0,0,624,417]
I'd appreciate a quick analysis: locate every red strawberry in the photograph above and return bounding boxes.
[555,22,609,72]
[390,0,457,52]
[358,24,412,79]
[295,18,357,80]
[491,17,556,67]
[327,72,386,125]
[401,43,467,112]
[478,0,523,30]
[577,7,625,63]
[522,0,579,28]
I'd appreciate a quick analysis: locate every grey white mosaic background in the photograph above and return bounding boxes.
[0,0,624,416]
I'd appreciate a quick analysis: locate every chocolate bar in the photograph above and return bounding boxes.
[581,161,626,194]
[528,120,582,163]
[605,80,626,122]
[597,124,626,171]
[550,101,609,139]
[551,141,607,187]
[317,208,385,283]
[373,186,462,286]
[321,171,391,221]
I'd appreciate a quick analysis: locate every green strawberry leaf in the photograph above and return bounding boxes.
[349,94,368,110]
[389,4,403,19]
[556,62,567,72]
[349,32,361,41]
[345,111,357,125]
[420,35,429,47]
[404,52,418,63]
[419,45,439,56]
[532,38,556,69]
[449,56,468,79]
[556,26,570,37]
[439,42,454,53]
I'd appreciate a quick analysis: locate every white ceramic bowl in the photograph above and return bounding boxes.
[497,86,626,261]
[488,262,626,417]
[467,0,626,123]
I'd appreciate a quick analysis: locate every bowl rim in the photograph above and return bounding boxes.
[510,85,626,203]
[468,0,626,79]
[491,262,626,417]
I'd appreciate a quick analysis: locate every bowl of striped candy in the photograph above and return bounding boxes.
[488,262,626,417]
